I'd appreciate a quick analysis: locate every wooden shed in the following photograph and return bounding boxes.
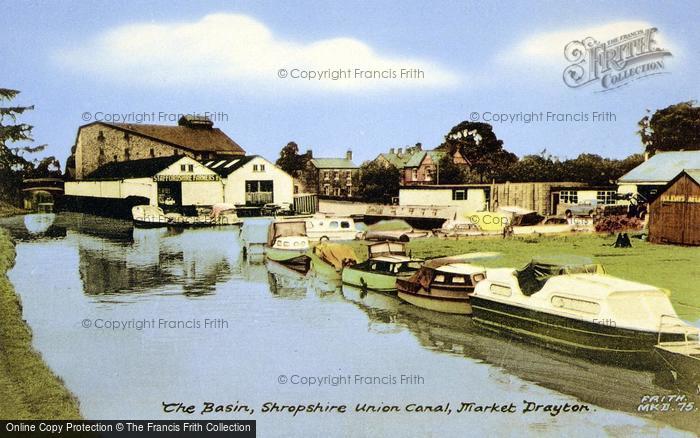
[648,169,700,246]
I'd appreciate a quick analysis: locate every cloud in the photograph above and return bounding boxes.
[495,20,676,72]
[54,13,460,93]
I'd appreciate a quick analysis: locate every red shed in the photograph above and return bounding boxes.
[648,169,700,246]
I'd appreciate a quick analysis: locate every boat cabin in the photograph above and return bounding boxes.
[305,216,357,241]
[267,220,309,249]
[474,268,684,332]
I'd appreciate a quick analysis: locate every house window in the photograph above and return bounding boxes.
[346,171,351,179]
[597,190,616,205]
[334,171,339,180]
[452,189,467,201]
[97,131,105,141]
[253,164,258,172]
[260,164,265,172]
[412,169,418,181]
[150,148,155,158]
[560,190,578,204]
[180,164,187,172]
[188,164,194,172]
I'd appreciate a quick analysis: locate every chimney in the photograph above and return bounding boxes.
[306,149,313,158]
[389,147,395,154]
[398,147,403,155]
[346,150,353,161]
[415,142,422,151]
[178,115,213,129]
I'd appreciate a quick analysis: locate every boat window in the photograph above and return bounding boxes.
[472,273,485,283]
[451,276,467,284]
[490,284,512,297]
[551,295,600,315]
[329,221,339,229]
[340,221,350,229]
[434,274,446,283]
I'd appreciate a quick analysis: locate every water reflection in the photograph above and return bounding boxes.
[74,226,242,297]
[342,285,700,434]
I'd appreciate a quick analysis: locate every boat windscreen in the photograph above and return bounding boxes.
[517,256,604,296]
[368,241,406,257]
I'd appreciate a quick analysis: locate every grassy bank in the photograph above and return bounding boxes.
[0,201,26,218]
[349,233,700,320]
[0,228,81,419]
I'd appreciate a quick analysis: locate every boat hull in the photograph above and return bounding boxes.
[470,296,684,368]
[133,219,168,228]
[265,246,309,262]
[654,345,700,390]
[341,268,400,293]
[308,251,342,280]
[397,291,472,314]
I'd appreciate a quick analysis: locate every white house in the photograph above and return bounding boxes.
[202,155,294,206]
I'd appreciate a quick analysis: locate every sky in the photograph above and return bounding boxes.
[1,0,699,167]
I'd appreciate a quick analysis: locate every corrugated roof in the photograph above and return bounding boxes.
[404,150,445,168]
[683,169,700,185]
[310,158,358,169]
[203,156,257,176]
[85,156,183,180]
[88,121,246,155]
[618,151,700,183]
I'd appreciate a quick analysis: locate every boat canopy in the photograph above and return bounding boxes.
[268,220,307,245]
[368,241,407,258]
[313,242,358,270]
[517,255,604,296]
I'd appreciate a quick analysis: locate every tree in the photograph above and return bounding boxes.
[435,153,466,184]
[438,121,517,182]
[638,101,700,155]
[0,88,48,204]
[355,161,400,203]
[275,141,307,174]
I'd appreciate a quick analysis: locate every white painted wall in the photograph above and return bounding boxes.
[617,184,637,205]
[223,156,294,205]
[182,181,224,205]
[399,188,487,211]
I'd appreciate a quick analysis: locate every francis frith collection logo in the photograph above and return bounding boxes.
[563,27,672,91]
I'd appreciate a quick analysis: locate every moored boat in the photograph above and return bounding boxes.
[470,256,696,367]
[308,242,358,281]
[654,317,700,390]
[396,258,487,315]
[264,219,311,262]
[342,242,423,293]
[305,215,359,242]
[132,205,169,228]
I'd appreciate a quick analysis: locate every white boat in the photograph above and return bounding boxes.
[654,316,700,389]
[305,215,358,241]
[265,219,311,263]
[131,205,169,227]
[470,256,698,367]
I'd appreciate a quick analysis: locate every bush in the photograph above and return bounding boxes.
[595,215,643,233]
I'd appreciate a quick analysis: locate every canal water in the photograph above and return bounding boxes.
[2,213,698,437]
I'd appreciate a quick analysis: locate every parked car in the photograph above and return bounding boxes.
[564,200,600,218]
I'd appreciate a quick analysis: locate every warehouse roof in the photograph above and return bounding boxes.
[78,120,246,155]
[619,151,700,184]
[85,156,183,180]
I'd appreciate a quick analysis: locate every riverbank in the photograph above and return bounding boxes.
[0,228,81,419]
[0,201,26,218]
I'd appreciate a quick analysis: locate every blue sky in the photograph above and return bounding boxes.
[1,0,698,166]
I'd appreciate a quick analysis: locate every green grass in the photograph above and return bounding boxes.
[403,234,700,321]
[0,228,81,419]
[0,201,26,218]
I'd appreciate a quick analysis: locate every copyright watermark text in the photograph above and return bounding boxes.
[81,111,229,124]
[277,373,425,387]
[81,318,229,330]
[277,67,425,81]
[465,111,616,124]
